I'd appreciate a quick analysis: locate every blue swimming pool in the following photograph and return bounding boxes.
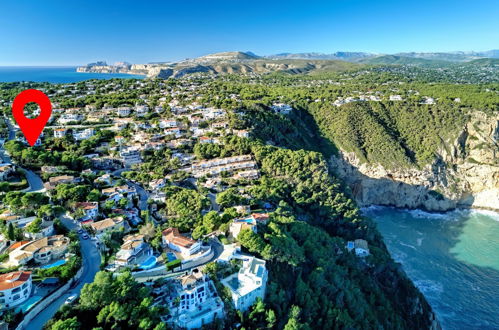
[140,256,157,270]
[236,218,254,224]
[167,252,177,262]
[40,259,66,269]
[16,295,43,314]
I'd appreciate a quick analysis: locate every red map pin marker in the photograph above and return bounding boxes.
[12,89,52,147]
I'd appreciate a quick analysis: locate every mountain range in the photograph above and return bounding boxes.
[77,50,499,79]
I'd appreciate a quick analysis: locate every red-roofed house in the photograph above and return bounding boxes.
[162,228,201,257]
[0,271,32,309]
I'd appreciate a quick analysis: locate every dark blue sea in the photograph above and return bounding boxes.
[0,66,144,83]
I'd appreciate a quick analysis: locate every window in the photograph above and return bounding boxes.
[12,294,20,301]
[12,288,21,293]
[22,283,27,289]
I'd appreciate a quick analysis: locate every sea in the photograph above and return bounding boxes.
[0,66,144,83]
[363,206,499,330]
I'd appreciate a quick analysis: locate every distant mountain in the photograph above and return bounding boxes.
[266,52,375,61]
[77,49,499,78]
[395,50,499,62]
[267,50,499,63]
[191,51,260,62]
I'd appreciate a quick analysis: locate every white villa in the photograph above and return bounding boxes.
[115,234,152,267]
[0,271,32,309]
[166,270,224,329]
[120,147,142,167]
[271,103,293,115]
[162,228,201,257]
[221,256,268,311]
[346,239,370,257]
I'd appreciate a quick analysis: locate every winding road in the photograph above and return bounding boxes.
[28,215,101,330]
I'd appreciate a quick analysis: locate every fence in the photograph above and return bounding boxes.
[15,267,84,330]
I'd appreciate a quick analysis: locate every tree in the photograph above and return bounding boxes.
[139,222,156,242]
[216,188,244,208]
[284,306,303,330]
[26,217,42,233]
[7,223,15,241]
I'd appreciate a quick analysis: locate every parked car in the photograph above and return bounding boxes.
[82,234,89,240]
[65,294,78,305]
[77,229,83,234]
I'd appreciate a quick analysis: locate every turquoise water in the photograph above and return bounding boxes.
[364,206,499,330]
[0,67,144,83]
[166,252,177,262]
[140,256,157,269]
[40,259,66,269]
[16,295,43,314]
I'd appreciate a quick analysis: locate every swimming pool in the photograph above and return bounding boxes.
[16,295,43,314]
[140,256,157,270]
[40,259,66,269]
[235,218,254,224]
[167,252,177,262]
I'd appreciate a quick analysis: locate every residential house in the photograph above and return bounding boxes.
[117,107,131,117]
[8,235,70,266]
[162,228,201,257]
[90,217,126,237]
[23,219,54,240]
[229,213,269,239]
[74,202,99,220]
[0,164,14,181]
[159,119,178,129]
[165,270,224,329]
[135,105,149,117]
[73,128,95,141]
[53,128,67,138]
[221,256,268,311]
[346,239,370,257]
[271,103,293,115]
[44,175,75,190]
[0,271,32,309]
[120,147,142,167]
[115,234,152,267]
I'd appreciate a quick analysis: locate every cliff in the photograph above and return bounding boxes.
[330,111,499,211]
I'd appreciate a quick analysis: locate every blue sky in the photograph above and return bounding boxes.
[0,0,497,65]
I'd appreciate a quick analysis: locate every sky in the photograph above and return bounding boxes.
[0,0,498,66]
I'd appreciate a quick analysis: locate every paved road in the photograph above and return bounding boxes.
[22,168,45,192]
[207,192,220,212]
[112,168,149,211]
[28,215,101,330]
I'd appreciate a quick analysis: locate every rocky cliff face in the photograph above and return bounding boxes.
[330,111,499,211]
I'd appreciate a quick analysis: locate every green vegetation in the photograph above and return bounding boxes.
[46,271,166,330]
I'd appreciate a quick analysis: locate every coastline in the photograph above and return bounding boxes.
[361,204,499,221]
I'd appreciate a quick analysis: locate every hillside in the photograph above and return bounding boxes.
[360,55,451,66]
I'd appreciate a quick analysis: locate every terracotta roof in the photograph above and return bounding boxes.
[0,271,31,291]
[252,213,269,222]
[7,241,30,252]
[75,202,98,210]
[90,217,123,232]
[162,227,197,248]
